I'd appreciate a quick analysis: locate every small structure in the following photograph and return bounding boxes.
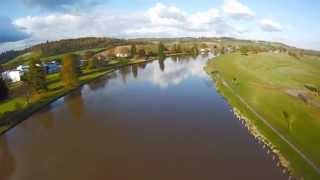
[16,65,29,74]
[200,48,210,54]
[2,70,21,82]
[45,61,60,74]
[116,53,129,58]
[114,46,131,58]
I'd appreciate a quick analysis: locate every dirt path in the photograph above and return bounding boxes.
[221,79,320,175]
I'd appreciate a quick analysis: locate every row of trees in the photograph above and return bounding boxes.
[26,53,81,94]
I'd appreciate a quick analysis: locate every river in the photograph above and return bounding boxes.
[0,54,288,180]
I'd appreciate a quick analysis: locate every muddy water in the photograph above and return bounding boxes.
[0,55,287,180]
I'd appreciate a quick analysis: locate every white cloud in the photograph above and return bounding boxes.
[12,3,243,44]
[146,3,187,26]
[259,19,282,32]
[222,0,255,19]
[5,3,313,51]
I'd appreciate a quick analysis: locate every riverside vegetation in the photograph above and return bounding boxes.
[205,52,320,180]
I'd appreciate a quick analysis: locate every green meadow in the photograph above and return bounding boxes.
[206,52,320,179]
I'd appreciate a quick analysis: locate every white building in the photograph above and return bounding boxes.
[2,70,21,82]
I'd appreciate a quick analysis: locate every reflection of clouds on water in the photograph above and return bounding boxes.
[145,55,212,88]
[92,55,214,91]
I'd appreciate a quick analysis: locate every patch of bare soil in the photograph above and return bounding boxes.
[286,89,320,108]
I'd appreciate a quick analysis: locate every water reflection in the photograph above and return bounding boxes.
[106,55,213,89]
[88,75,109,91]
[64,90,86,121]
[38,109,54,129]
[0,136,15,180]
[119,66,131,83]
[132,64,139,79]
[142,55,212,88]
[0,54,287,180]
[158,58,166,72]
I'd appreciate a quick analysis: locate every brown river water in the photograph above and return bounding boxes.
[0,55,288,180]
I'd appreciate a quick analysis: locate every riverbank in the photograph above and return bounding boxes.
[0,57,155,135]
[205,52,320,180]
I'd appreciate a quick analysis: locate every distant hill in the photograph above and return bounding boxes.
[0,37,127,66]
[1,37,319,68]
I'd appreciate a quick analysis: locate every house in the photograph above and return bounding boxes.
[45,61,60,74]
[114,46,131,58]
[200,48,210,54]
[116,53,129,58]
[2,70,21,82]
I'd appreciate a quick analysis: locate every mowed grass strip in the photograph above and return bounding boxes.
[206,52,320,179]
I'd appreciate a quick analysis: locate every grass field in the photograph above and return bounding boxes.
[205,52,320,179]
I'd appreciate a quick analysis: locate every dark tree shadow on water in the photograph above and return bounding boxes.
[0,136,15,180]
[64,90,86,121]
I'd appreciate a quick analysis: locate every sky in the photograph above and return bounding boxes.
[0,0,320,52]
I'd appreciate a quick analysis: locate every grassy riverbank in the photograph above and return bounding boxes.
[205,52,320,179]
[0,58,153,135]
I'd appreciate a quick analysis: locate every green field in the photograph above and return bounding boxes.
[205,52,320,179]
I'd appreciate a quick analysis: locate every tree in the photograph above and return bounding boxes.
[0,78,9,101]
[137,48,146,58]
[130,44,137,58]
[84,51,95,60]
[106,49,116,59]
[240,46,249,56]
[61,54,80,89]
[28,58,47,93]
[158,42,166,59]
[87,57,99,69]
[175,43,182,53]
[191,44,199,55]
[119,47,130,55]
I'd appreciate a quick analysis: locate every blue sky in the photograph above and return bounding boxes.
[0,0,319,52]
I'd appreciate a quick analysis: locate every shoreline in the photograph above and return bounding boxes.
[204,68,298,179]
[204,53,320,180]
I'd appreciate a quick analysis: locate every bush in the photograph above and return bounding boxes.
[240,46,249,56]
[304,84,320,95]
[288,51,300,59]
